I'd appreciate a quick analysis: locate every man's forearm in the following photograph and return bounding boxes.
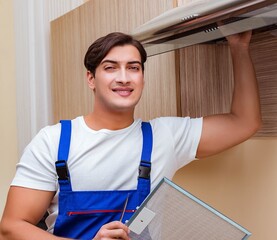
[0,220,73,240]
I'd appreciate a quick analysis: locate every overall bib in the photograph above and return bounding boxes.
[53,120,153,239]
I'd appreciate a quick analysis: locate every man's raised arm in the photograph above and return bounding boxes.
[196,31,262,159]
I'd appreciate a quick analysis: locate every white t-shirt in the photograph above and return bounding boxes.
[11,116,202,232]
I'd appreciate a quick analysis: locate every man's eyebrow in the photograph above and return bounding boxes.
[128,61,142,65]
[100,60,117,65]
[100,60,142,65]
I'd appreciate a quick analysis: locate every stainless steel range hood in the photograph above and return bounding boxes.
[132,0,277,56]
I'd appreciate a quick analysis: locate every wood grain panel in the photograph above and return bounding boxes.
[179,43,233,118]
[178,31,277,136]
[250,32,277,136]
[51,0,177,123]
[135,51,178,120]
[177,0,202,5]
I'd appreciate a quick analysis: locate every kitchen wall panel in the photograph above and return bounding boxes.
[178,32,277,136]
[179,42,233,118]
[250,32,277,136]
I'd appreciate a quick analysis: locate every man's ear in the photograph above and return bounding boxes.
[87,71,95,90]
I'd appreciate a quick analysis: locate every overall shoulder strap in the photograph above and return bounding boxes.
[55,120,72,191]
[139,122,153,178]
[58,120,72,161]
[137,121,153,204]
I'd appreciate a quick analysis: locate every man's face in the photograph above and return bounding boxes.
[87,45,144,113]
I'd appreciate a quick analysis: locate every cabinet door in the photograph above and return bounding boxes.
[51,0,178,122]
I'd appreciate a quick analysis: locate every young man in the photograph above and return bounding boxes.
[0,31,261,240]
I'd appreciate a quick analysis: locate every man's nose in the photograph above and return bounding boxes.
[115,69,130,84]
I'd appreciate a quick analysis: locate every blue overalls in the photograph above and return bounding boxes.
[53,120,153,239]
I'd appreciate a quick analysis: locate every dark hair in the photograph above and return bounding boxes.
[84,32,147,76]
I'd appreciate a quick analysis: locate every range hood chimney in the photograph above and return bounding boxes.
[132,0,277,56]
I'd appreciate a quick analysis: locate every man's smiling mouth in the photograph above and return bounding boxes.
[112,88,134,96]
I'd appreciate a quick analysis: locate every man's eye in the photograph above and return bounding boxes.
[104,66,115,70]
[128,66,140,71]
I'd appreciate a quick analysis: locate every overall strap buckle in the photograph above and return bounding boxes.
[139,160,151,179]
[55,160,70,181]
[139,122,153,180]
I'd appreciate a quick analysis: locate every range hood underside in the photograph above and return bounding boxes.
[132,0,277,56]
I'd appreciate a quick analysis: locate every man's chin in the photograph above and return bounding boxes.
[110,104,136,114]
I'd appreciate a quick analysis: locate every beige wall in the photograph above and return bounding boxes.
[0,0,18,217]
[173,138,277,239]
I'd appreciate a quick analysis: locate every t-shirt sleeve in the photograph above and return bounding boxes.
[11,125,60,191]
[151,117,203,170]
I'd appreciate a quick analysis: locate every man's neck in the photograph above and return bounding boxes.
[84,111,135,131]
